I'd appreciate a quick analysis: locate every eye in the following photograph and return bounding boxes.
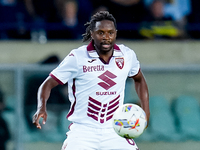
[109,31,114,35]
[98,31,103,35]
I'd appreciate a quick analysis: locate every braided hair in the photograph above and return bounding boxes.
[82,11,117,42]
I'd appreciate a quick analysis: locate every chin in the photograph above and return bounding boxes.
[102,48,112,52]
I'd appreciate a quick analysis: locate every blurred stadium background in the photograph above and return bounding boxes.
[0,40,200,150]
[1,0,200,150]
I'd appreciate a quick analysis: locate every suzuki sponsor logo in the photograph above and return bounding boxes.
[96,91,116,96]
[98,70,117,90]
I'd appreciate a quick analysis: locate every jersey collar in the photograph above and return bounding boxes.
[87,41,123,58]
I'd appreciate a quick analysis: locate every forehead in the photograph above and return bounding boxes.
[93,20,116,31]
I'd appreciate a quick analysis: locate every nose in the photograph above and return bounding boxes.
[103,33,110,39]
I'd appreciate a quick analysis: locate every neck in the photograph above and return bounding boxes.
[94,44,113,63]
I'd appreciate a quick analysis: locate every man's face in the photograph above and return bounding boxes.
[91,20,117,54]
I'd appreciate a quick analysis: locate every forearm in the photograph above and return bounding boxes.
[133,71,150,123]
[37,84,51,110]
[37,76,59,110]
[135,80,149,117]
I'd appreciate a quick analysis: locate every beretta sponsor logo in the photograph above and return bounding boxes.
[83,65,104,73]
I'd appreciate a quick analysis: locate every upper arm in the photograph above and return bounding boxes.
[40,76,59,91]
[131,69,144,82]
[37,76,60,107]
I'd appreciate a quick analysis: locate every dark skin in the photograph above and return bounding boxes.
[91,20,117,63]
[32,76,58,129]
[32,20,150,129]
[132,70,150,126]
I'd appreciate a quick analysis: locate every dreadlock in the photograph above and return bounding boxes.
[82,11,117,42]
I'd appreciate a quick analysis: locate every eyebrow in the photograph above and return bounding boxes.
[95,29,116,32]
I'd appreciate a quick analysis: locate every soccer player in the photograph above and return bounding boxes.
[32,11,150,150]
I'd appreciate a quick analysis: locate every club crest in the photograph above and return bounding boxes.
[115,57,124,69]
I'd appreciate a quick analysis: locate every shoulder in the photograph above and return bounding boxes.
[68,45,88,57]
[61,45,90,66]
[72,45,87,53]
[116,44,137,56]
[117,44,130,49]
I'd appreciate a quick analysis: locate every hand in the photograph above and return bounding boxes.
[32,109,47,129]
[145,110,150,128]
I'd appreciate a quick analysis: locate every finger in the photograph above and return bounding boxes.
[35,116,42,129]
[36,123,42,129]
[42,113,47,125]
[32,114,42,129]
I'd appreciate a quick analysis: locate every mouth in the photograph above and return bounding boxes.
[101,42,112,49]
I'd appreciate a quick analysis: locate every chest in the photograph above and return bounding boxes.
[77,57,130,84]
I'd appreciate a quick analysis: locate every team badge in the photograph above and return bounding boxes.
[115,57,124,69]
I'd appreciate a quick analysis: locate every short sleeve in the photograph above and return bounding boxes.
[128,50,140,77]
[50,51,78,84]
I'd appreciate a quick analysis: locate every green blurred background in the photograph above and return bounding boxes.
[1,40,200,150]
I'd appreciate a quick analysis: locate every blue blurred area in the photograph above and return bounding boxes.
[0,0,200,40]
